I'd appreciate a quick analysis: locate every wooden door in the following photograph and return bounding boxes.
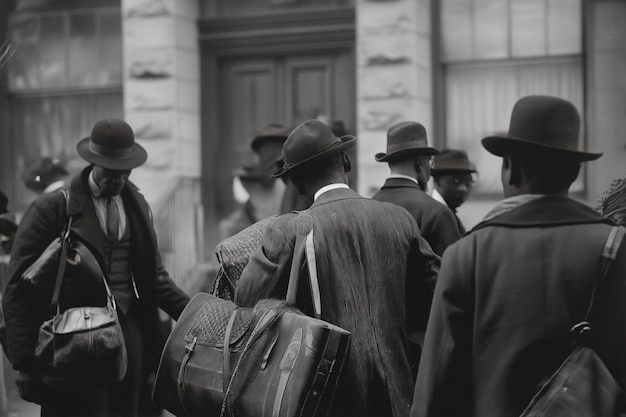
[204,49,355,251]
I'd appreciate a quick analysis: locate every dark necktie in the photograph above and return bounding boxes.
[106,197,120,242]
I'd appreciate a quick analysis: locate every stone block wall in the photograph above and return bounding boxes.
[122,0,201,206]
[586,0,626,203]
[356,0,433,196]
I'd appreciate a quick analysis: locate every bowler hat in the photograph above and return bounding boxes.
[272,119,355,178]
[431,149,476,176]
[77,119,147,170]
[482,95,602,161]
[23,157,69,193]
[250,123,290,153]
[375,121,439,162]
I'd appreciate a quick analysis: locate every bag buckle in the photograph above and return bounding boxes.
[186,337,197,354]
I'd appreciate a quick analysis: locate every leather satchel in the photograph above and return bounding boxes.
[29,190,127,389]
[153,212,351,417]
[520,226,626,417]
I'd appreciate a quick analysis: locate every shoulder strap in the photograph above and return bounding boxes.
[49,190,73,315]
[285,212,312,306]
[572,225,626,343]
[285,211,321,318]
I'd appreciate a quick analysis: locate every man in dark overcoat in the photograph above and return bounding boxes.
[412,96,626,417]
[235,120,440,417]
[3,119,190,417]
[373,121,461,256]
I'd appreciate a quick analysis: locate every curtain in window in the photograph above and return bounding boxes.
[444,58,583,194]
[7,91,123,210]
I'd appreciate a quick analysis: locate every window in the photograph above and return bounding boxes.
[6,3,123,210]
[9,8,122,90]
[439,0,583,195]
[202,0,354,18]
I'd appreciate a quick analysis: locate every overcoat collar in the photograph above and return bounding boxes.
[471,195,614,232]
[66,167,154,269]
[380,177,422,191]
[310,187,361,208]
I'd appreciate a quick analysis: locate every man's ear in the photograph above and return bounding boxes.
[507,154,521,187]
[342,152,352,173]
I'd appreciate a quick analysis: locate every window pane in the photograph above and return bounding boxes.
[9,17,40,89]
[511,0,546,57]
[547,0,581,55]
[98,11,123,85]
[441,0,473,61]
[474,0,508,59]
[39,15,67,87]
[69,13,98,86]
[212,0,354,17]
[444,59,583,194]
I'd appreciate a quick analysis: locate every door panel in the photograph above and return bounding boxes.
[286,57,333,123]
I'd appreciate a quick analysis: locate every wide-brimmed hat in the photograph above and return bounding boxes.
[23,157,69,193]
[482,95,602,161]
[375,121,439,162]
[272,119,355,178]
[77,119,147,170]
[431,149,476,176]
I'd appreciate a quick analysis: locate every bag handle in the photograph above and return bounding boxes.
[49,190,73,316]
[573,225,625,343]
[285,211,322,318]
[49,191,118,316]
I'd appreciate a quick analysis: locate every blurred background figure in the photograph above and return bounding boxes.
[22,157,69,195]
[430,149,477,234]
[0,191,16,417]
[219,124,289,240]
[596,176,626,226]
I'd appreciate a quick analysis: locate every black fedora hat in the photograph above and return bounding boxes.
[272,119,355,178]
[250,123,290,153]
[77,119,147,170]
[431,149,476,176]
[482,95,602,161]
[375,121,439,162]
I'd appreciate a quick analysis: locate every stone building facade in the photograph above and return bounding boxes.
[1,0,625,290]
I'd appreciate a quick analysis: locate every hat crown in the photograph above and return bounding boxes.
[282,120,340,167]
[387,121,428,149]
[432,149,475,173]
[507,95,580,151]
[90,119,136,150]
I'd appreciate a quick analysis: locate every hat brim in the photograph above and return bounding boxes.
[272,135,356,178]
[0,217,17,235]
[481,136,602,162]
[77,137,148,170]
[431,168,476,176]
[375,146,439,162]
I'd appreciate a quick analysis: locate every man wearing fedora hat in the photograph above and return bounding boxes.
[235,119,439,417]
[413,96,626,417]
[373,121,462,256]
[3,118,190,417]
[430,149,477,234]
[23,157,69,195]
[219,124,289,241]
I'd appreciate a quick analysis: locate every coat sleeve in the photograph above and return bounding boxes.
[411,239,474,417]
[234,221,292,307]
[2,193,65,371]
[428,209,462,256]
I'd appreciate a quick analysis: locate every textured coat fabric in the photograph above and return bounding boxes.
[3,167,190,413]
[373,178,462,255]
[235,187,440,417]
[412,196,626,417]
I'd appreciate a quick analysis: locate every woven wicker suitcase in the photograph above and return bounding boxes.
[153,213,350,417]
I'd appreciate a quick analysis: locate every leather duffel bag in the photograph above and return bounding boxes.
[153,213,351,417]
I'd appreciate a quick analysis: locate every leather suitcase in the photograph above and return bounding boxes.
[153,293,350,417]
[153,213,350,417]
